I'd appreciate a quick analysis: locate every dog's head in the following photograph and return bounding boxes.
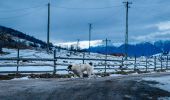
[89,62,93,66]
[67,65,73,71]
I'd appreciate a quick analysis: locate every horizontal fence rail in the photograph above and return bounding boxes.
[0,57,122,62]
[0,49,169,75]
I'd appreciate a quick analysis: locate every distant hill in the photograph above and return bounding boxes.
[0,25,53,50]
[85,41,170,57]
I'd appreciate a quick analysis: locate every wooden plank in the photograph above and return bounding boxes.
[0,71,53,73]
[154,56,156,71]
[55,57,122,62]
[83,53,85,64]
[134,56,136,71]
[166,55,168,69]
[53,50,56,75]
[0,64,54,67]
[146,58,148,72]
[0,64,123,67]
[0,58,55,61]
[0,57,122,62]
[161,56,163,70]
[16,48,19,74]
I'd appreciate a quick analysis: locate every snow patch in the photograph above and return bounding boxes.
[110,74,125,77]
[130,72,139,75]
[158,97,170,100]
[143,76,170,92]
[11,76,29,80]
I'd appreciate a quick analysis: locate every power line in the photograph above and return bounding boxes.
[0,7,44,20]
[0,4,45,13]
[91,7,124,25]
[0,12,34,20]
[51,5,123,10]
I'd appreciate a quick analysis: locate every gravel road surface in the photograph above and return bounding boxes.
[0,72,170,100]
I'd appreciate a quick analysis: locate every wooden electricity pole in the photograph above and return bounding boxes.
[47,2,50,52]
[123,1,132,59]
[88,23,92,55]
[103,38,111,73]
[77,39,80,51]
[103,38,111,59]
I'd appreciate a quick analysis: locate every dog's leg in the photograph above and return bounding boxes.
[79,72,83,78]
[74,74,77,78]
[87,70,92,78]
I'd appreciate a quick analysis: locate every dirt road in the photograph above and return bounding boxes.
[0,72,170,100]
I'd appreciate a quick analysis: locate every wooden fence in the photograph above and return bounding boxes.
[0,49,169,74]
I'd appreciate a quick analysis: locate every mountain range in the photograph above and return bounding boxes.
[85,41,170,57]
[0,25,169,57]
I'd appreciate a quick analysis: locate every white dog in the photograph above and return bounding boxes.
[67,62,94,78]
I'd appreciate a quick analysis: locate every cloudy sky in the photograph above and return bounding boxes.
[0,0,170,47]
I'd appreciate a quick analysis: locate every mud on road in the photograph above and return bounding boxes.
[0,73,170,100]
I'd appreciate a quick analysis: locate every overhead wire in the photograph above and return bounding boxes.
[0,6,45,20]
[0,4,46,13]
[0,13,34,20]
[51,5,124,10]
[0,2,127,22]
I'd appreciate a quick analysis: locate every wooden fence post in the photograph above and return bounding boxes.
[53,49,56,75]
[134,56,136,71]
[120,57,124,71]
[104,55,108,74]
[154,56,156,71]
[166,55,168,70]
[145,57,148,72]
[83,52,85,64]
[168,55,169,69]
[161,56,163,71]
[16,48,19,75]
[104,60,107,74]
[121,57,124,66]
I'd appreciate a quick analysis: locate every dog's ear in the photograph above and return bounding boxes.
[89,62,93,66]
[68,65,72,70]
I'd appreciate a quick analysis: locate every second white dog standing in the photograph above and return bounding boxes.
[68,63,94,78]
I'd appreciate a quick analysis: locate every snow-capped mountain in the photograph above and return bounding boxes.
[85,41,170,57]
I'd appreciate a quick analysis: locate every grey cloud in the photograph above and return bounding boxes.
[0,0,170,44]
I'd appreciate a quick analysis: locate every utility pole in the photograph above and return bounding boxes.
[88,23,92,55]
[103,38,111,73]
[103,38,111,59]
[76,39,80,51]
[47,2,51,52]
[123,1,132,59]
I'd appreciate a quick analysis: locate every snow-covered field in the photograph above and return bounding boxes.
[0,48,169,74]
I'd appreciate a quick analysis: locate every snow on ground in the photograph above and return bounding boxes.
[0,48,122,74]
[11,76,29,80]
[109,74,125,77]
[158,97,170,100]
[143,76,170,92]
[1,48,53,58]
[0,48,169,74]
